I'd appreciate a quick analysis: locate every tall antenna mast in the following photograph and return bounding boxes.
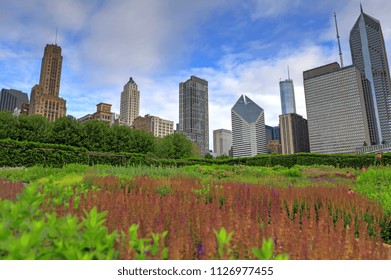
[55,28,58,45]
[287,65,291,80]
[334,12,344,67]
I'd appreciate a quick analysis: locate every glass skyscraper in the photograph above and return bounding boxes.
[179,76,209,155]
[350,5,391,143]
[279,79,296,115]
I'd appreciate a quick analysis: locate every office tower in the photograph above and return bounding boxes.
[134,114,174,138]
[120,77,140,127]
[279,113,310,154]
[29,44,66,121]
[265,125,273,143]
[213,129,232,157]
[303,62,372,154]
[272,126,281,143]
[178,76,209,155]
[280,78,296,115]
[231,94,266,158]
[265,125,282,154]
[0,89,29,112]
[350,5,391,143]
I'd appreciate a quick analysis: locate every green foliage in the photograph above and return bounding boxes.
[204,152,213,159]
[48,116,83,147]
[0,111,19,140]
[155,185,172,197]
[79,120,111,152]
[0,139,89,167]
[156,133,195,159]
[16,114,52,143]
[213,227,234,259]
[252,238,289,260]
[0,180,118,260]
[356,167,391,213]
[213,228,288,260]
[0,112,195,159]
[127,224,168,260]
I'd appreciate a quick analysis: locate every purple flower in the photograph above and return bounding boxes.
[196,242,205,257]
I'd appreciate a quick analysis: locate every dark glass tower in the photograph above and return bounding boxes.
[350,5,391,143]
[179,76,209,155]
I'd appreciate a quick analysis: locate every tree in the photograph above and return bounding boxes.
[0,111,19,140]
[17,114,52,143]
[49,116,82,147]
[158,133,195,159]
[204,152,213,159]
[79,120,111,152]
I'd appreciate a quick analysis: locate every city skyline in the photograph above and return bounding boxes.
[1,1,391,149]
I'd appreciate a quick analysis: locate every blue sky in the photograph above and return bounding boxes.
[1,0,391,149]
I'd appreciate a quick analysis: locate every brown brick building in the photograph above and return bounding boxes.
[29,44,66,121]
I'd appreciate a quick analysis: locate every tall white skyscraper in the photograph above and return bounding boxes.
[120,77,140,127]
[231,94,266,158]
[350,5,391,143]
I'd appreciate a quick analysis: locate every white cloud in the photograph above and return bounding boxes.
[246,0,303,20]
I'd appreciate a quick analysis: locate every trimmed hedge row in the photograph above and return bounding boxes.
[1,139,390,168]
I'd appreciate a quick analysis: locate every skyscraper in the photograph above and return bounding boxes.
[279,113,309,154]
[279,78,296,114]
[29,44,66,121]
[0,89,29,112]
[350,5,391,143]
[303,62,372,154]
[231,94,266,157]
[120,77,140,127]
[179,76,209,155]
[213,129,232,157]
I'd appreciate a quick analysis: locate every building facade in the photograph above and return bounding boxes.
[213,129,232,157]
[350,6,391,143]
[133,114,174,138]
[279,113,310,154]
[78,103,113,124]
[303,63,372,154]
[279,79,296,115]
[120,77,140,127]
[0,89,29,112]
[178,76,209,155]
[29,44,66,121]
[231,94,266,158]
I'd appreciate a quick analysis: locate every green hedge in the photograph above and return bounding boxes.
[1,139,390,168]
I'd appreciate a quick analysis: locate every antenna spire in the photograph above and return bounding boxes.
[334,12,344,67]
[287,65,291,80]
[360,3,364,14]
[55,28,58,45]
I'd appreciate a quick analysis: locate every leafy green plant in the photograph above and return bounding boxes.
[252,238,289,260]
[127,224,168,260]
[213,227,234,259]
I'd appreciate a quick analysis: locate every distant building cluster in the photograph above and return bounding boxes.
[1,5,391,156]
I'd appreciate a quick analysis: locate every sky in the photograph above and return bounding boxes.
[1,0,391,150]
